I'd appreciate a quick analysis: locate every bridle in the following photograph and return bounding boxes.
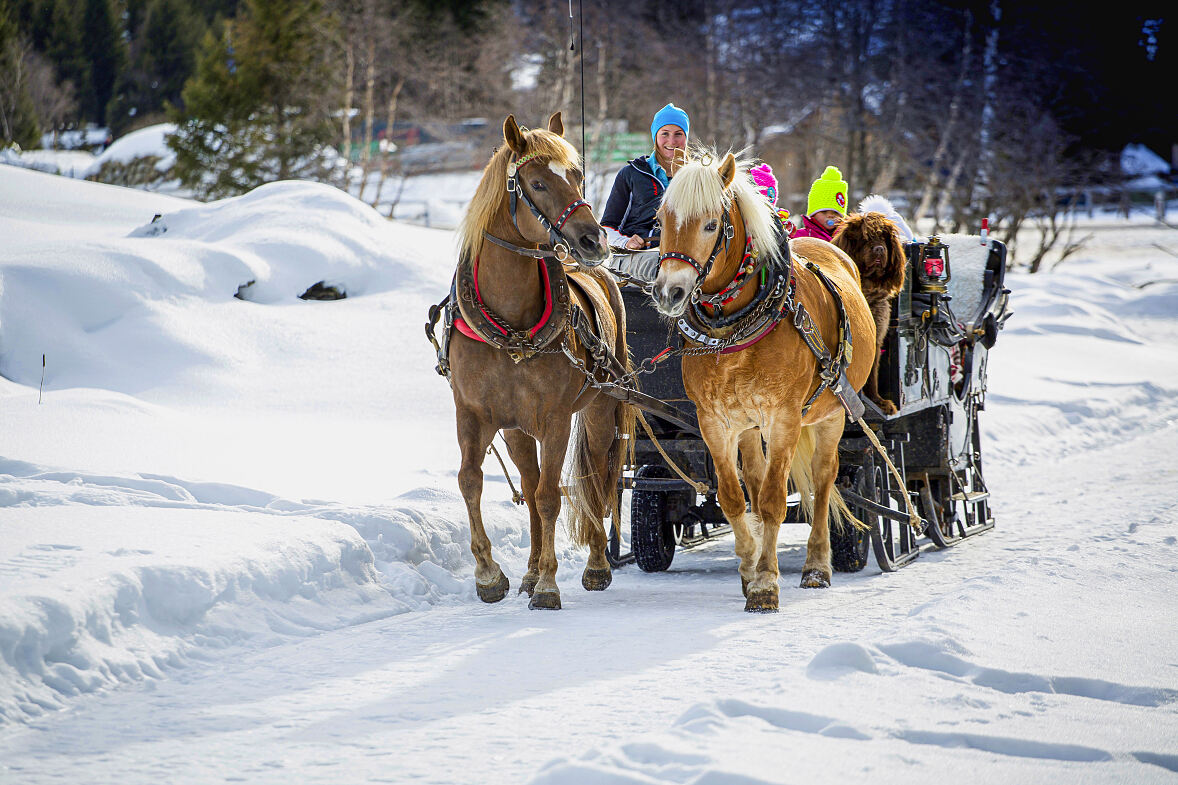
[656,206,737,299]
[482,149,601,267]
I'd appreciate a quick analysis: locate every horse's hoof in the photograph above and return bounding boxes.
[744,588,779,613]
[529,590,562,610]
[581,567,612,591]
[476,571,510,603]
[800,569,831,589]
[518,571,539,597]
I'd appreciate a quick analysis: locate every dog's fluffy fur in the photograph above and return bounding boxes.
[831,197,909,414]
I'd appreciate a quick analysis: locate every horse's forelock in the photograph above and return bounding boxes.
[662,160,731,229]
[663,150,782,263]
[522,127,581,170]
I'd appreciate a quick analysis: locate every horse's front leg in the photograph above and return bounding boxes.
[456,406,509,603]
[746,418,803,612]
[501,429,542,597]
[529,418,573,610]
[800,413,846,588]
[699,417,760,600]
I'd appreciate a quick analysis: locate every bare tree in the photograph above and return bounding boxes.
[913,10,973,224]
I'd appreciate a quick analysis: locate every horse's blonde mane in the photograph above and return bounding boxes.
[661,147,783,264]
[457,128,581,261]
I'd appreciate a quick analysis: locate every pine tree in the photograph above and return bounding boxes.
[41,0,88,124]
[168,0,341,199]
[107,0,203,134]
[81,0,124,124]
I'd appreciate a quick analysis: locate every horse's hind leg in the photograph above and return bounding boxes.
[576,398,621,592]
[530,419,574,610]
[501,429,542,597]
[738,428,767,514]
[800,415,846,588]
[456,406,509,603]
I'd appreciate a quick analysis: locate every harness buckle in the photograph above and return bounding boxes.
[505,176,517,193]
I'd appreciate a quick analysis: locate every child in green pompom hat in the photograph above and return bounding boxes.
[791,165,849,242]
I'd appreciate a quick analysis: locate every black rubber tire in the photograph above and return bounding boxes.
[631,465,677,572]
[831,467,870,572]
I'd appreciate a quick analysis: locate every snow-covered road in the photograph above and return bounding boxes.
[3,423,1176,784]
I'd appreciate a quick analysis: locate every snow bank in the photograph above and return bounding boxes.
[83,123,177,178]
[986,245,1178,465]
[0,167,596,725]
[0,168,448,390]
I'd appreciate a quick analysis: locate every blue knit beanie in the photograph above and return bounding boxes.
[650,103,690,142]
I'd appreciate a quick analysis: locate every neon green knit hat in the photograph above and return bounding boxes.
[807,166,849,217]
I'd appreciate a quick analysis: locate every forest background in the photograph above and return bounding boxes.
[1,0,1173,270]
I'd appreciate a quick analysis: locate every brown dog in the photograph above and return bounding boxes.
[831,212,907,414]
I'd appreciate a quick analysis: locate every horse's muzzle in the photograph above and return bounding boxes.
[653,280,691,317]
[571,228,610,267]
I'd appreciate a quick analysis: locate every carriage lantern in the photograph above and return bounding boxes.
[915,235,951,293]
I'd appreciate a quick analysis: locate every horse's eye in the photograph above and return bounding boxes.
[530,180,547,191]
[704,219,718,232]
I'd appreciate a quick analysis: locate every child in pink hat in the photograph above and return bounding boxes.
[750,163,794,238]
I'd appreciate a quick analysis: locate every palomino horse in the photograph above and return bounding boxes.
[443,112,634,610]
[651,150,876,612]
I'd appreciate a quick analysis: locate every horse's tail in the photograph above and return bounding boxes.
[565,272,637,547]
[564,382,636,548]
[564,399,635,547]
[788,425,859,534]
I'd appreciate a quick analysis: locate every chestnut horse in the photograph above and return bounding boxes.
[444,112,635,610]
[651,150,876,612]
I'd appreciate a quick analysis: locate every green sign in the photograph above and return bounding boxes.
[590,132,650,165]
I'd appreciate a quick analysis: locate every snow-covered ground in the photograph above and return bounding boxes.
[1,163,1176,783]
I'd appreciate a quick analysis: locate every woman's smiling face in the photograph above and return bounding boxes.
[654,125,688,167]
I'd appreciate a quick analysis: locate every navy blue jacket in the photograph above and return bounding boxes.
[600,156,666,246]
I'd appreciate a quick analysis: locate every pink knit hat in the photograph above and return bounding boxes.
[750,163,778,206]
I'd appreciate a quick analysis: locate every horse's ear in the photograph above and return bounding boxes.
[718,153,737,189]
[548,111,564,137]
[503,114,526,155]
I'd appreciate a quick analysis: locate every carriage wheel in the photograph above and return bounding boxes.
[630,465,684,572]
[831,466,870,572]
[858,457,919,572]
